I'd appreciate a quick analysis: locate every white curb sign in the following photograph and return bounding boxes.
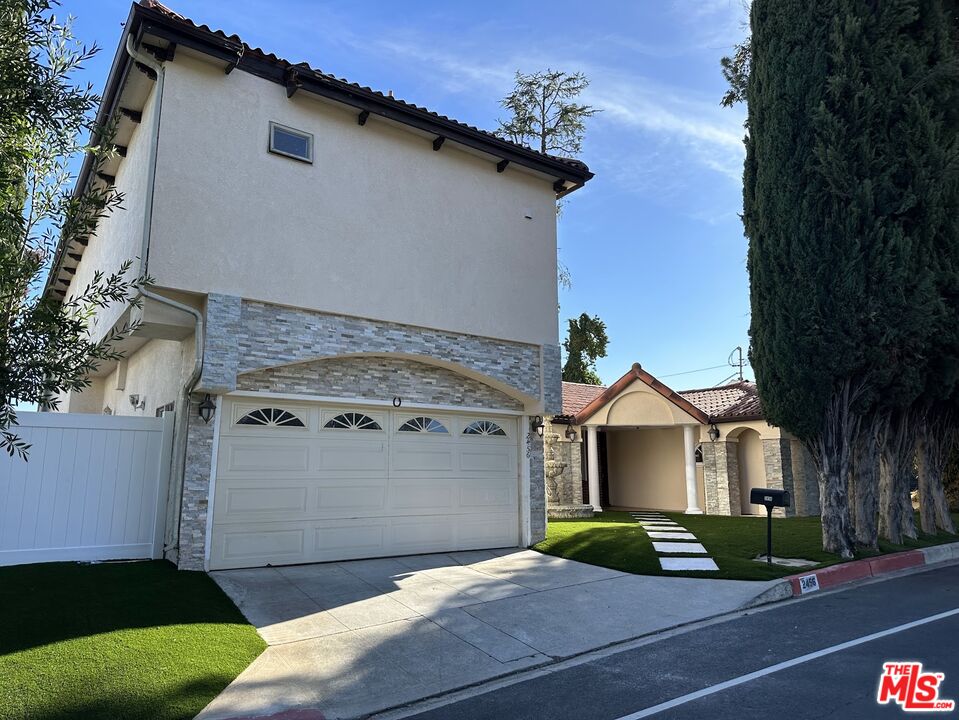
[798,574,820,594]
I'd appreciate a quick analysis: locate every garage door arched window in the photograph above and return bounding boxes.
[324,412,382,431]
[236,407,306,427]
[463,420,507,437]
[398,416,448,434]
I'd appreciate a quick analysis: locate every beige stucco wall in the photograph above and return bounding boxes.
[737,429,767,515]
[99,336,194,417]
[606,427,687,511]
[148,55,560,345]
[710,418,786,441]
[64,82,159,342]
[61,378,105,414]
[582,380,700,427]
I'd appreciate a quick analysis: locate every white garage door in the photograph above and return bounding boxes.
[208,398,520,569]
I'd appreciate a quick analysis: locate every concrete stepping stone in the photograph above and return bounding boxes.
[647,531,698,540]
[638,520,678,526]
[659,557,719,571]
[652,541,708,554]
[644,527,689,534]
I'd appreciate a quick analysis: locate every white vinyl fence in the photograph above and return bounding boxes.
[0,411,174,566]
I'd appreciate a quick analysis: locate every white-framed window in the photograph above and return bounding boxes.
[269,121,313,163]
[463,420,507,437]
[324,412,382,431]
[236,407,306,427]
[398,416,449,434]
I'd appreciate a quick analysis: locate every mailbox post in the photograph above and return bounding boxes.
[750,488,791,564]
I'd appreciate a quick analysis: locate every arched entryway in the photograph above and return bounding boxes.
[737,428,767,515]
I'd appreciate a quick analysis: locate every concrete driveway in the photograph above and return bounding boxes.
[198,549,781,720]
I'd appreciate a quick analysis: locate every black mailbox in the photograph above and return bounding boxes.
[750,488,791,510]
[751,488,791,565]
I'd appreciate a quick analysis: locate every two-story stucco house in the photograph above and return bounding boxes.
[45,1,593,571]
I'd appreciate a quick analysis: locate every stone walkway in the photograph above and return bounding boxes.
[629,511,719,571]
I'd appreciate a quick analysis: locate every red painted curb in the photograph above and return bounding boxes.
[787,548,927,596]
[867,550,924,575]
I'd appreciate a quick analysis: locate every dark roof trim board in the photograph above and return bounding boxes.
[573,363,710,426]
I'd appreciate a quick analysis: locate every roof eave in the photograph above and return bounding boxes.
[135,4,594,187]
[574,363,709,426]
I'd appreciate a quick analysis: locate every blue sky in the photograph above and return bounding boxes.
[61,0,751,390]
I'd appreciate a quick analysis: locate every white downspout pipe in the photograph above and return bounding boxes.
[125,36,204,560]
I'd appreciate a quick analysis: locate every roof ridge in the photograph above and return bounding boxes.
[679,380,753,395]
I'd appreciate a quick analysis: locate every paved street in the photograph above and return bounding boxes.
[391,563,959,720]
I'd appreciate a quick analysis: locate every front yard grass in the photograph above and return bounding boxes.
[0,560,266,720]
[534,511,959,581]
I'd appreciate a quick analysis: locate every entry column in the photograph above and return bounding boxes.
[586,426,603,512]
[683,424,703,514]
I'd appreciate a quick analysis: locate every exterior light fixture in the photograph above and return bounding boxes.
[708,423,720,442]
[198,394,216,424]
[530,415,545,437]
[565,425,577,442]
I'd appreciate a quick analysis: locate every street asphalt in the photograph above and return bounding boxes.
[398,563,959,720]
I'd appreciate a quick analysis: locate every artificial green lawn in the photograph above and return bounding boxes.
[0,560,266,720]
[534,511,959,581]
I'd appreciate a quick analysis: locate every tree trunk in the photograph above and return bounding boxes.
[917,444,939,535]
[810,381,859,559]
[916,410,958,535]
[878,410,915,544]
[851,422,879,549]
[897,463,918,541]
[878,455,901,544]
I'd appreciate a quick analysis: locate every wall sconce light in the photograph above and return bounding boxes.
[128,394,146,411]
[198,394,216,424]
[565,425,577,442]
[530,415,545,437]
[708,423,720,442]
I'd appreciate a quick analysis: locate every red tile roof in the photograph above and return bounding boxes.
[678,381,763,421]
[560,373,764,425]
[561,382,607,416]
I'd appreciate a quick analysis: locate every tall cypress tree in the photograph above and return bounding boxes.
[744,0,957,556]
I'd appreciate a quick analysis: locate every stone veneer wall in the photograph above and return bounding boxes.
[199,295,545,401]
[237,356,523,411]
[178,295,554,568]
[528,434,546,543]
[762,438,795,518]
[542,345,562,415]
[175,393,216,570]
[702,441,741,516]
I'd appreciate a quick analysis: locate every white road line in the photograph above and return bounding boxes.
[614,607,959,719]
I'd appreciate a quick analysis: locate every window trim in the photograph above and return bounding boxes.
[323,412,382,431]
[397,416,449,434]
[462,419,508,437]
[269,121,313,163]
[235,406,307,428]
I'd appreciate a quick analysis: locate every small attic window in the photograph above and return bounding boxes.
[269,122,312,163]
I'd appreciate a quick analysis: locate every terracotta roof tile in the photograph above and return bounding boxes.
[561,382,607,416]
[678,381,763,421]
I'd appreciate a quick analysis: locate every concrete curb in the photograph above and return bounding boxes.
[784,541,959,597]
